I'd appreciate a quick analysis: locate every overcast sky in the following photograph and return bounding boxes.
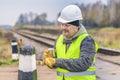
[0,0,107,26]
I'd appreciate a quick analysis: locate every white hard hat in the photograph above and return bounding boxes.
[57,5,83,23]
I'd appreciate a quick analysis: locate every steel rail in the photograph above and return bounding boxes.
[12,30,120,56]
[20,31,120,55]
[98,47,120,55]
[15,31,54,47]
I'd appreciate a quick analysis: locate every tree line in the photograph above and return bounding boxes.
[78,0,120,27]
[15,0,120,27]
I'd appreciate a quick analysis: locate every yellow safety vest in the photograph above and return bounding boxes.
[56,33,98,80]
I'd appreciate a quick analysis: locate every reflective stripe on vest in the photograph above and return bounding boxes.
[57,70,96,77]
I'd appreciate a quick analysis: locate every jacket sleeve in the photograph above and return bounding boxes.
[55,36,96,72]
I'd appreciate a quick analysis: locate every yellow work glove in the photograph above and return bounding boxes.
[45,57,56,68]
[41,50,52,66]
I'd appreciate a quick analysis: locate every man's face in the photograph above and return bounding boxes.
[60,23,79,38]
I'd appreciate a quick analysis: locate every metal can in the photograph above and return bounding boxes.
[48,48,56,58]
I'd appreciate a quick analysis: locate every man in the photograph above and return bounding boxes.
[43,5,98,80]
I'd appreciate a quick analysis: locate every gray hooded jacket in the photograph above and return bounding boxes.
[55,24,96,72]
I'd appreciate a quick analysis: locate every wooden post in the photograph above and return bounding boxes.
[18,45,37,80]
[11,39,18,60]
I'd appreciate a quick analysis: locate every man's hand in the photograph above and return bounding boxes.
[45,57,56,68]
[41,50,52,66]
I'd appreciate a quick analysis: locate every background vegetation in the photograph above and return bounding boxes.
[0,29,17,66]
[88,27,120,50]
[14,0,120,28]
[77,0,120,27]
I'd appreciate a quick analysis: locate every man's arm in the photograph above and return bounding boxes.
[55,36,96,72]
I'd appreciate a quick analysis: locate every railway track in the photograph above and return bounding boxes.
[15,30,120,55]
[12,30,120,80]
[15,31,54,47]
[13,31,120,65]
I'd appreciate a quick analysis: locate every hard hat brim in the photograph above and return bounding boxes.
[57,17,83,24]
[57,17,70,23]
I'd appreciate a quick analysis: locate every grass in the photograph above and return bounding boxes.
[0,38,8,45]
[0,40,15,66]
[0,59,18,66]
[88,27,120,50]
[0,29,18,66]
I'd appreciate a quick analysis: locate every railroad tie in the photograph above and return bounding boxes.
[18,45,37,80]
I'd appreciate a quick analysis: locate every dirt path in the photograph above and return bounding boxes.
[0,65,56,80]
[0,65,18,80]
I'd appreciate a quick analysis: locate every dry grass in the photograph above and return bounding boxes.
[0,39,18,66]
[0,29,13,65]
[88,27,120,50]
[0,39,12,61]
